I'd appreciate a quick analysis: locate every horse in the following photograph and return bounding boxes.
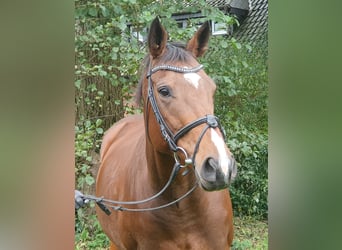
[96,17,237,250]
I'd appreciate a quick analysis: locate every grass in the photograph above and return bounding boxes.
[75,213,268,250]
[232,217,268,250]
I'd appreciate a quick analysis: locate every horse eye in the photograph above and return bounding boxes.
[158,86,171,97]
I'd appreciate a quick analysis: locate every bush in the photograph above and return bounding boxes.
[203,38,268,218]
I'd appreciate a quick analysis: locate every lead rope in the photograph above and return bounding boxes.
[75,162,198,214]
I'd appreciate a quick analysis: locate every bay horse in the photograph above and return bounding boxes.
[96,17,237,250]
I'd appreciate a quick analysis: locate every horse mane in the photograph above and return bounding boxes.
[135,42,194,105]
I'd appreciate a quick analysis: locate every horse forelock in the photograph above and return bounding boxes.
[135,43,194,105]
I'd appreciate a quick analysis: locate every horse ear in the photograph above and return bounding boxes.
[186,21,211,57]
[148,17,168,58]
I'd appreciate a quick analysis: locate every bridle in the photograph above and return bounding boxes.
[146,63,226,168]
[76,63,227,214]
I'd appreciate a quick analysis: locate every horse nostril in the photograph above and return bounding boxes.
[208,158,218,169]
[201,157,218,182]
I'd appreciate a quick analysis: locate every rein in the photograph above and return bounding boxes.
[75,64,226,214]
[76,162,197,214]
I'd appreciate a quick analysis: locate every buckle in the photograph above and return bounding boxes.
[173,147,193,167]
[206,115,218,127]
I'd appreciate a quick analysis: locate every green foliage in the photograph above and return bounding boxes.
[75,0,268,245]
[75,118,103,190]
[75,209,109,249]
[202,38,268,218]
[232,217,268,249]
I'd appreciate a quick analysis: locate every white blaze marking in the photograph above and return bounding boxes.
[184,73,201,89]
[210,128,230,175]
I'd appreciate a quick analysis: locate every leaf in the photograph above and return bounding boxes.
[242,61,249,68]
[85,175,95,186]
[112,47,119,53]
[96,119,102,127]
[223,76,232,84]
[75,80,81,89]
[220,40,228,49]
[232,41,242,50]
[99,69,107,77]
[88,7,98,17]
[75,7,88,18]
[84,120,91,128]
[99,5,109,17]
[96,128,103,134]
[111,52,117,60]
[245,44,252,52]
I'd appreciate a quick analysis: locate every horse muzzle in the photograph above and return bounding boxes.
[198,156,237,191]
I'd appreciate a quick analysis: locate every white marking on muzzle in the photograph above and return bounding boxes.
[184,73,201,89]
[210,128,230,175]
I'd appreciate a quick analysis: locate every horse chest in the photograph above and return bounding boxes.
[136,230,229,250]
[132,211,229,250]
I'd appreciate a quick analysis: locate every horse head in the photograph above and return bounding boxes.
[140,17,237,191]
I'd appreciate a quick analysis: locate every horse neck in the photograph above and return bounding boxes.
[145,139,175,187]
[142,79,198,201]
